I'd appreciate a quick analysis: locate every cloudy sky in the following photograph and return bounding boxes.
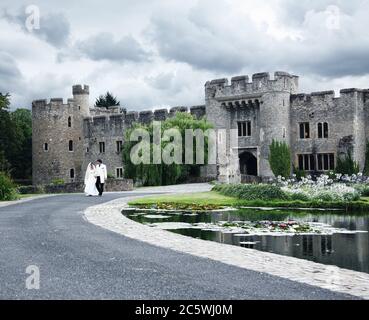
[1,0,369,110]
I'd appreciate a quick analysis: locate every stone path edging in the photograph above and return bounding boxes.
[84,194,369,300]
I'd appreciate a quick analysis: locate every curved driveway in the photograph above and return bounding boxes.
[0,192,356,299]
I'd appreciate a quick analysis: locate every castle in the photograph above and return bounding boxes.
[32,71,369,185]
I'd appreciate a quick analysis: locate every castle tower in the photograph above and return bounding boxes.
[32,85,89,185]
[205,71,299,181]
[258,72,298,176]
[72,85,90,117]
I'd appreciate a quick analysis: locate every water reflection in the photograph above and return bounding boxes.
[123,208,369,273]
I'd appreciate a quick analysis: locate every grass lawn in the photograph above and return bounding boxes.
[129,191,369,211]
[18,194,46,199]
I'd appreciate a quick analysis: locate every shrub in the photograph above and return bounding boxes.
[353,184,369,197]
[17,185,44,195]
[0,172,18,201]
[293,166,306,180]
[335,152,360,175]
[269,140,291,178]
[288,191,310,201]
[51,178,65,185]
[212,183,288,201]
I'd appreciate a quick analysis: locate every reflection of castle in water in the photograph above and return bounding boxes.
[208,210,369,273]
[235,215,369,273]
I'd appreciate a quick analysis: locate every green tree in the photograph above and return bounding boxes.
[0,93,32,180]
[0,93,10,111]
[335,152,360,175]
[0,93,14,174]
[94,92,120,109]
[0,171,17,201]
[268,140,291,178]
[122,113,213,186]
[10,109,32,179]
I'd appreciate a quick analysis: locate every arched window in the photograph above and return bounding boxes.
[44,143,48,151]
[68,116,72,127]
[70,168,75,179]
[318,122,329,139]
[69,140,73,151]
[323,122,329,138]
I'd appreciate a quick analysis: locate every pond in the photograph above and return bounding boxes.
[122,207,369,274]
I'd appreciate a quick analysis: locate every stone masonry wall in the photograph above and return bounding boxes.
[290,89,368,171]
[32,74,369,184]
[32,98,85,185]
[82,105,206,181]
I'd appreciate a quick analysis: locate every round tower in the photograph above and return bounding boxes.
[32,85,90,185]
[258,72,299,176]
[72,85,90,117]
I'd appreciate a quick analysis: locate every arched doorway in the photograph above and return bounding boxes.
[239,152,258,176]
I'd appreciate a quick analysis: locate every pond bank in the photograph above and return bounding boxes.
[128,191,369,212]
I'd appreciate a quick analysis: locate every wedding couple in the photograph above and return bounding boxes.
[84,159,107,197]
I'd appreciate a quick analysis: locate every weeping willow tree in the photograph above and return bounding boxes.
[122,112,213,186]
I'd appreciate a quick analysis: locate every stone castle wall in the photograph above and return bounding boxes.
[290,89,369,170]
[82,105,206,179]
[205,71,298,181]
[32,98,85,185]
[32,71,369,185]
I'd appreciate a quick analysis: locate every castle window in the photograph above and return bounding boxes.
[318,122,329,139]
[86,147,89,153]
[238,121,251,137]
[70,168,75,179]
[99,142,105,153]
[317,153,335,171]
[299,122,310,139]
[69,140,74,151]
[116,167,123,178]
[68,116,72,127]
[282,127,286,138]
[297,154,315,171]
[44,143,48,151]
[116,140,123,153]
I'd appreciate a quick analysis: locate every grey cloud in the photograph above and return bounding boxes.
[277,0,359,26]
[148,16,252,73]
[73,32,151,63]
[0,52,24,93]
[2,8,70,47]
[147,0,369,79]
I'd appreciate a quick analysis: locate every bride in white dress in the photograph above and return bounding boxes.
[84,162,99,196]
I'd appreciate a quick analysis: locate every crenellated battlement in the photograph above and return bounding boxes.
[291,88,369,105]
[32,98,75,110]
[205,71,299,99]
[72,84,89,95]
[82,104,206,134]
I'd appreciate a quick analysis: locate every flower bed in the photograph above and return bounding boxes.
[212,173,369,204]
[276,174,362,202]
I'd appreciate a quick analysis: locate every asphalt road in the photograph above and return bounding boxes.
[0,193,357,299]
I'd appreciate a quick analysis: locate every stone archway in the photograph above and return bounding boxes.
[239,151,258,176]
